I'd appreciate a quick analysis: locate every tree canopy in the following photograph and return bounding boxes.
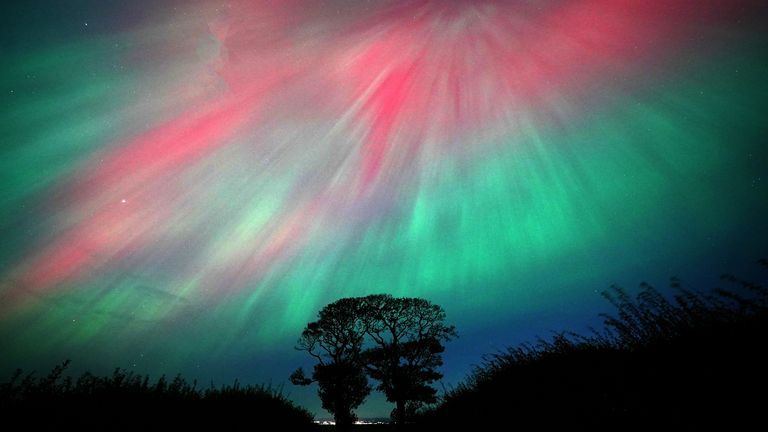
[291,294,456,428]
[290,298,370,429]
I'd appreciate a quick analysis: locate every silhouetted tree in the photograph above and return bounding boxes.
[291,295,456,428]
[290,298,371,430]
[360,295,457,426]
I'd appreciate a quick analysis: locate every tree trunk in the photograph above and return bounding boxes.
[335,411,352,432]
[395,399,406,427]
[335,398,353,432]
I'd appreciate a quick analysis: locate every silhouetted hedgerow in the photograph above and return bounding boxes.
[0,363,315,430]
[420,259,768,431]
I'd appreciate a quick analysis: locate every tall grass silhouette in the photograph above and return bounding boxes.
[421,259,768,430]
[0,362,315,429]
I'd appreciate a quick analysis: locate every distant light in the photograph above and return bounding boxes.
[313,419,389,426]
[121,199,127,204]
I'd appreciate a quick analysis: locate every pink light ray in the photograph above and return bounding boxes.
[6,0,744,309]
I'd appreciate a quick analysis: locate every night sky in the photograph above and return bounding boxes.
[1,0,767,418]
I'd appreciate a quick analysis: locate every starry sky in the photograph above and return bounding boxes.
[1,0,767,418]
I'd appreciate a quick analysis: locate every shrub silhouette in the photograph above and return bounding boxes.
[0,362,315,430]
[420,259,768,431]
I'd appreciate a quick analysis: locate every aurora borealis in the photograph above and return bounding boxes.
[1,0,767,417]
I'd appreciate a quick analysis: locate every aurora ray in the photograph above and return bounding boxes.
[1,0,767,417]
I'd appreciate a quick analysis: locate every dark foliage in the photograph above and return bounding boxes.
[360,295,456,425]
[0,363,315,430]
[420,260,768,431]
[291,297,372,430]
[292,295,455,427]
[314,361,371,427]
